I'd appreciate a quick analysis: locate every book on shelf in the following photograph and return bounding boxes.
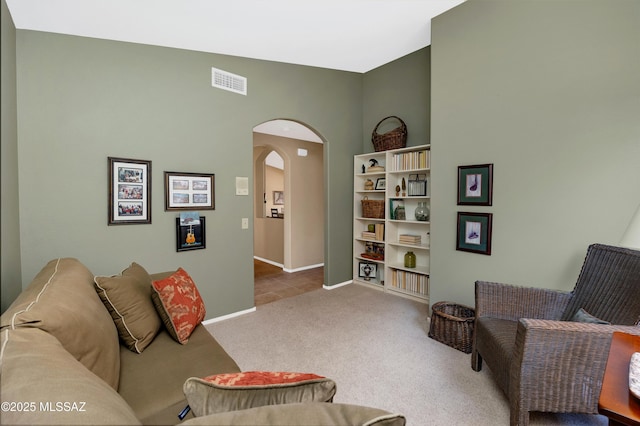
[391,149,430,171]
[390,269,429,296]
[375,223,385,241]
[361,223,384,241]
[399,234,421,244]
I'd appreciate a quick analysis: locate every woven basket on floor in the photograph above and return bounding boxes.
[428,301,475,353]
[371,116,407,152]
[361,196,384,219]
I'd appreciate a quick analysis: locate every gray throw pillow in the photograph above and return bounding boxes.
[571,308,610,325]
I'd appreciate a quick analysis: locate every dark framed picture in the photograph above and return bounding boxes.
[273,191,284,205]
[456,212,493,255]
[176,216,206,252]
[457,164,493,206]
[375,178,386,190]
[165,172,215,211]
[108,157,151,225]
[358,261,377,281]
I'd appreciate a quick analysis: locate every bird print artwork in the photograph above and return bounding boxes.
[465,221,481,245]
[466,174,481,197]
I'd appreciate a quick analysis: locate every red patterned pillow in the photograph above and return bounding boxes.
[151,268,206,344]
[183,371,337,417]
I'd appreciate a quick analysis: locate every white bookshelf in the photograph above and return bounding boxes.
[353,145,430,303]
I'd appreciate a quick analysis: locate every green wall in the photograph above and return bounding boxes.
[12,31,363,319]
[363,47,431,151]
[430,0,640,307]
[1,0,22,313]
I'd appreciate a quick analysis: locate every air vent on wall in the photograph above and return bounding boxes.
[211,67,247,95]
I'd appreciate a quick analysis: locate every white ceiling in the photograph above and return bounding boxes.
[5,0,465,142]
[5,0,465,74]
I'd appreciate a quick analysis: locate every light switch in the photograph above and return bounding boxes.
[241,218,249,229]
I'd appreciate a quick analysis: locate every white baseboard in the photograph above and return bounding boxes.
[203,307,256,325]
[254,256,323,274]
[253,256,283,269]
[323,280,352,290]
[283,263,324,273]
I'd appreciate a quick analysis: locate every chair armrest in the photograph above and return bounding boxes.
[511,319,640,415]
[475,281,572,321]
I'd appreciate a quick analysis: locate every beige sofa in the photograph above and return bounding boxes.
[1,257,242,425]
[0,258,405,426]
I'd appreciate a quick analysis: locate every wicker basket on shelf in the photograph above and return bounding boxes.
[361,196,384,219]
[371,116,407,152]
[428,301,475,353]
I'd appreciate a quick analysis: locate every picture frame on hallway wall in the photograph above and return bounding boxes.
[108,157,152,225]
[273,191,284,205]
[456,212,492,255]
[164,172,215,211]
[457,164,493,206]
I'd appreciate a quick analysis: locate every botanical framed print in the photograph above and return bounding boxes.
[358,261,377,281]
[108,157,151,225]
[273,191,284,205]
[456,212,493,255]
[165,172,215,211]
[176,216,206,252]
[457,164,493,206]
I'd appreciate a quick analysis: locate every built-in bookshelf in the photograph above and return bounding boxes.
[353,145,431,304]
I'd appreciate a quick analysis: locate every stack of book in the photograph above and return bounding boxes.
[362,224,385,241]
[399,234,421,245]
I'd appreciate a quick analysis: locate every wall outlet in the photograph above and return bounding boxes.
[241,218,249,229]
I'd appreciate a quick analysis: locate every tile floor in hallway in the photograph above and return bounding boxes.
[254,259,324,306]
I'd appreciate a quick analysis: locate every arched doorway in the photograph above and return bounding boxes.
[252,119,325,303]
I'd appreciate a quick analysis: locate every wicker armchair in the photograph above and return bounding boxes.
[471,243,640,426]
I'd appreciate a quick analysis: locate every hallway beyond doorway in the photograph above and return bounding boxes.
[254,259,323,306]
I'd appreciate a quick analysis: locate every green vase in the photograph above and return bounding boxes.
[404,251,416,268]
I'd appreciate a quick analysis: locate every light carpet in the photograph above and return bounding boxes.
[206,284,607,426]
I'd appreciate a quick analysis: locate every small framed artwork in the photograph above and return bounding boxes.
[108,157,151,225]
[375,178,386,190]
[165,172,215,211]
[457,164,493,206]
[273,191,284,205]
[456,212,493,255]
[176,216,206,252]
[358,262,378,281]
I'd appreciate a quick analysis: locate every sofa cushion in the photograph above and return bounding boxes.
[0,327,141,425]
[183,371,337,417]
[0,258,120,389]
[181,403,406,426]
[151,268,206,344]
[94,262,161,353]
[118,325,241,425]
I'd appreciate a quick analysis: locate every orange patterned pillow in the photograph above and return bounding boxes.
[204,371,326,386]
[151,268,206,344]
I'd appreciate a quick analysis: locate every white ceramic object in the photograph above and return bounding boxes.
[631,352,640,399]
